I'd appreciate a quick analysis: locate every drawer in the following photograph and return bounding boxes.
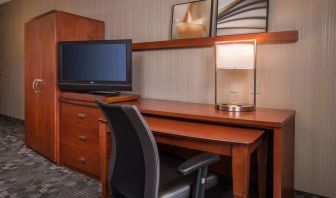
[60,124,99,150]
[61,143,100,177]
[61,102,103,130]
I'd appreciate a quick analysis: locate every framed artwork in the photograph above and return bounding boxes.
[216,0,269,36]
[171,0,213,39]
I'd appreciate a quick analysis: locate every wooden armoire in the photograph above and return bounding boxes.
[24,10,104,162]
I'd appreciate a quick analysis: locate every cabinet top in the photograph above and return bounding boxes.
[119,99,295,128]
[27,10,104,23]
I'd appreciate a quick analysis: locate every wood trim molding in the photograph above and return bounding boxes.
[133,31,298,51]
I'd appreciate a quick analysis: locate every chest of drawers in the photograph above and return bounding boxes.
[59,93,140,179]
[60,101,103,179]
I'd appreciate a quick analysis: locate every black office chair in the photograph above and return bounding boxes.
[96,99,220,198]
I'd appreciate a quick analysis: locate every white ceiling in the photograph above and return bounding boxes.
[0,0,11,5]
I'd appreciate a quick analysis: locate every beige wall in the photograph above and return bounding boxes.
[0,0,335,196]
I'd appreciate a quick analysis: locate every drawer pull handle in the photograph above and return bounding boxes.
[77,113,86,118]
[78,135,86,141]
[78,157,86,164]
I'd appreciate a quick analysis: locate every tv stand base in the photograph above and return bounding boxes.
[61,92,141,104]
[88,91,121,96]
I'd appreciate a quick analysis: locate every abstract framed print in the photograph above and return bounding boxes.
[171,0,213,39]
[216,0,268,36]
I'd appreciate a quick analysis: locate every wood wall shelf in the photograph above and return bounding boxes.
[133,30,298,51]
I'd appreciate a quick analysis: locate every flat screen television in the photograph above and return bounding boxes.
[58,39,132,94]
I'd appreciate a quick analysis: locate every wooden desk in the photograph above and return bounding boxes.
[99,116,269,198]
[116,99,295,198]
[60,94,295,198]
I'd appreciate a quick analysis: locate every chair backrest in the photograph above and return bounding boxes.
[96,99,160,198]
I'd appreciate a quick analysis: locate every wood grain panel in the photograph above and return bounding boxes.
[133,31,298,51]
[24,13,57,161]
[61,142,100,178]
[145,115,264,144]
[60,124,99,149]
[61,102,103,130]
[120,99,295,128]
[23,10,104,163]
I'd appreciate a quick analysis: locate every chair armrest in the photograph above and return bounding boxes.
[177,152,220,175]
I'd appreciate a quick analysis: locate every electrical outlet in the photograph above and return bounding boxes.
[250,81,261,94]
[256,81,261,94]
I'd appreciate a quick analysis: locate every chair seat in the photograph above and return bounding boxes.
[158,154,218,198]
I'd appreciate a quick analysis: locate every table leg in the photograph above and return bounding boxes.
[257,136,268,198]
[273,118,295,198]
[232,145,250,198]
[99,120,109,198]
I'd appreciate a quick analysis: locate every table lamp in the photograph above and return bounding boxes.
[215,39,256,112]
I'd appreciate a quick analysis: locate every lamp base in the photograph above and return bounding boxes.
[215,103,255,112]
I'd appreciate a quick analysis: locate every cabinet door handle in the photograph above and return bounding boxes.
[78,157,86,164]
[77,113,86,118]
[35,79,43,93]
[32,79,37,91]
[78,135,86,141]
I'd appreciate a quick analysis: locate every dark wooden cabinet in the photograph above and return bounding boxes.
[24,10,104,162]
[60,102,103,178]
[58,92,140,178]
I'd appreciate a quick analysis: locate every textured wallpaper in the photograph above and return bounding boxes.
[0,0,335,196]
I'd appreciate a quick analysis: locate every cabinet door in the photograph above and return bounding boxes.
[24,14,57,161]
[24,18,42,154]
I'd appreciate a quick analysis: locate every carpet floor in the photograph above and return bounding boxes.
[0,120,100,198]
[0,119,324,198]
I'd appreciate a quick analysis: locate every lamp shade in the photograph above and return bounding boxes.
[216,42,255,69]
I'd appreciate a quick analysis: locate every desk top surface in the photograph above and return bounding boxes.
[60,92,295,128]
[118,99,295,128]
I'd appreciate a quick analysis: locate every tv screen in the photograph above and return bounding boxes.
[58,40,132,93]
